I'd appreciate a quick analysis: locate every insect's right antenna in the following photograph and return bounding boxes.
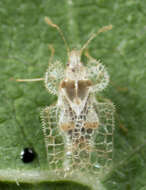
[45,17,70,56]
[48,44,55,64]
[80,25,112,54]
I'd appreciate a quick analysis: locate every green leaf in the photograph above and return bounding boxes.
[0,0,146,189]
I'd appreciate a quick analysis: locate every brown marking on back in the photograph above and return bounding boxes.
[84,122,99,129]
[78,80,92,87]
[60,79,92,103]
[60,80,75,88]
[78,80,92,100]
[60,80,76,101]
[73,137,93,152]
[60,122,75,131]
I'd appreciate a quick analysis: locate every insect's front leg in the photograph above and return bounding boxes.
[15,45,55,83]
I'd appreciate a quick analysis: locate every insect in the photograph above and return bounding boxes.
[20,147,36,163]
[17,17,115,177]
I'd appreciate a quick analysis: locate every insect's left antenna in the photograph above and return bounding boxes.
[44,17,70,56]
[80,25,112,54]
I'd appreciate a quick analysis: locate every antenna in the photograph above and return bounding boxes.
[80,25,112,54]
[48,44,55,64]
[44,17,70,55]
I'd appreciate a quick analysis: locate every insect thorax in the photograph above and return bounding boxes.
[59,79,92,116]
[58,76,99,147]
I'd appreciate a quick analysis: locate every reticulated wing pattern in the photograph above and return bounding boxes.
[86,59,109,92]
[45,61,65,95]
[41,100,115,176]
[91,101,115,174]
[58,102,99,175]
[41,105,65,172]
[54,97,115,176]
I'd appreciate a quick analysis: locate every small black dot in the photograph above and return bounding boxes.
[74,128,78,132]
[81,127,85,133]
[87,128,93,134]
[20,148,36,163]
[74,115,77,120]
[79,115,83,120]
[80,136,85,141]
[76,123,80,128]
[68,130,73,135]
[85,134,90,139]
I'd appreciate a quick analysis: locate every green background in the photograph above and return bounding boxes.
[0,0,146,189]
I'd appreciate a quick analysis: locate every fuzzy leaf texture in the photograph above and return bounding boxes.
[0,0,146,190]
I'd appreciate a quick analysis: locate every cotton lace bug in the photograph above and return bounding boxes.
[17,17,115,176]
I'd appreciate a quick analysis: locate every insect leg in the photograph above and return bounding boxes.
[84,49,98,62]
[15,78,44,82]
